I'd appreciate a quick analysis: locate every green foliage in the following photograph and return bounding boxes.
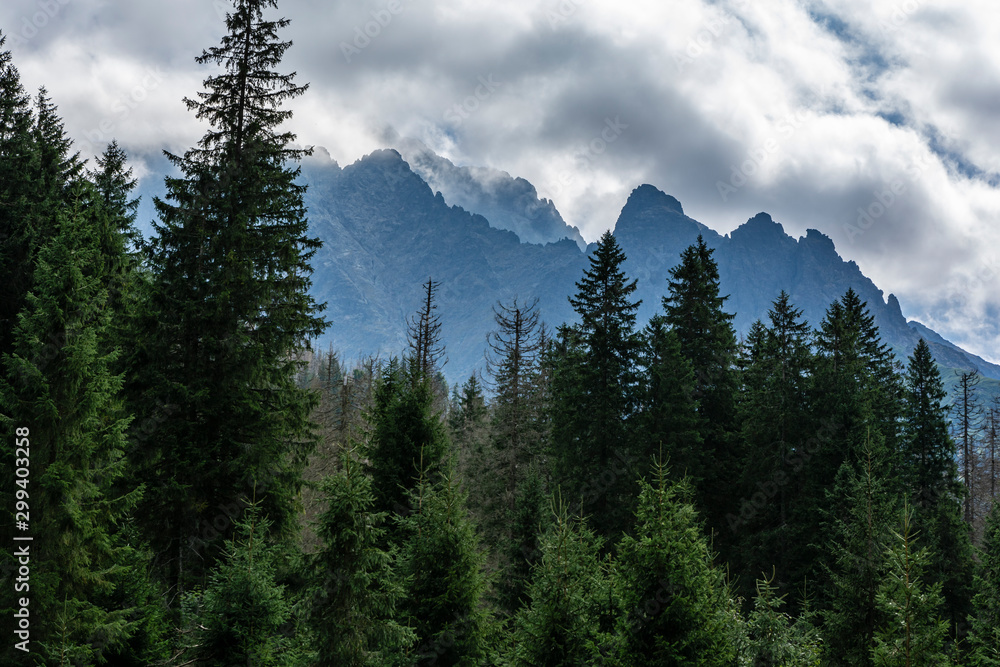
[637,314,701,483]
[510,496,610,666]
[125,0,326,591]
[662,235,739,549]
[366,358,451,518]
[398,468,491,666]
[968,501,1000,666]
[179,505,302,667]
[742,573,822,667]
[872,503,951,667]
[305,448,413,667]
[733,293,817,602]
[902,339,974,646]
[0,183,143,664]
[612,462,739,666]
[822,444,899,667]
[550,230,642,538]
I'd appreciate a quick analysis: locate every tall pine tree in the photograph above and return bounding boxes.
[662,235,738,546]
[902,339,974,645]
[0,182,142,664]
[550,230,641,538]
[125,0,326,592]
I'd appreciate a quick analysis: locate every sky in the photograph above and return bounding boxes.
[2,0,999,363]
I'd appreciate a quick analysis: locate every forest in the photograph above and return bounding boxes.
[2,0,1000,665]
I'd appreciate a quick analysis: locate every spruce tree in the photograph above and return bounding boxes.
[305,448,413,667]
[902,339,974,644]
[968,501,1000,666]
[125,0,326,591]
[0,33,40,363]
[822,443,898,667]
[398,468,490,666]
[742,573,823,667]
[550,230,641,538]
[509,497,610,666]
[612,462,739,666]
[0,182,141,664]
[871,503,951,667]
[178,505,302,667]
[365,358,450,518]
[734,292,815,600]
[637,314,701,482]
[662,235,738,544]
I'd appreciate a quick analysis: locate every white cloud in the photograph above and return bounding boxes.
[1,0,997,361]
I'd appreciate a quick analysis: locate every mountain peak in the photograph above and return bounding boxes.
[625,184,684,216]
[731,212,787,243]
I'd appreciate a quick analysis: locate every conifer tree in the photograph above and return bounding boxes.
[902,339,974,643]
[952,370,983,525]
[0,182,141,664]
[612,462,739,666]
[398,467,490,666]
[637,314,701,482]
[125,0,326,591]
[734,292,815,599]
[510,497,610,666]
[0,33,40,363]
[550,230,641,537]
[822,443,898,667]
[968,501,1000,666]
[178,505,302,667]
[742,572,823,667]
[449,374,490,507]
[487,297,546,525]
[305,447,413,667]
[662,235,738,543]
[365,358,450,518]
[871,503,951,667]
[408,277,446,380]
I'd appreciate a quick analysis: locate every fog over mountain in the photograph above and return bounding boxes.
[297,146,1000,388]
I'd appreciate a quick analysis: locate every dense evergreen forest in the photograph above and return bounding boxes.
[2,1,1000,664]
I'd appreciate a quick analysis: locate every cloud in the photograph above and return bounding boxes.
[1,0,997,362]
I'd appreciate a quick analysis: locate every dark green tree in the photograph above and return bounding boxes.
[509,496,610,666]
[871,502,951,667]
[305,447,413,667]
[365,358,450,518]
[968,501,1000,666]
[612,462,739,666]
[662,235,738,543]
[822,443,898,667]
[0,183,141,664]
[637,314,701,482]
[733,292,816,600]
[398,468,490,667]
[902,339,974,644]
[550,230,641,537]
[125,0,326,591]
[742,572,823,666]
[0,33,40,363]
[178,505,302,667]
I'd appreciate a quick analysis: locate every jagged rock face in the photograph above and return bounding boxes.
[293,149,1000,383]
[394,137,587,250]
[301,149,584,380]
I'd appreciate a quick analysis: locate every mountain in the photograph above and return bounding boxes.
[300,148,999,387]
[392,137,587,249]
[300,149,584,380]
